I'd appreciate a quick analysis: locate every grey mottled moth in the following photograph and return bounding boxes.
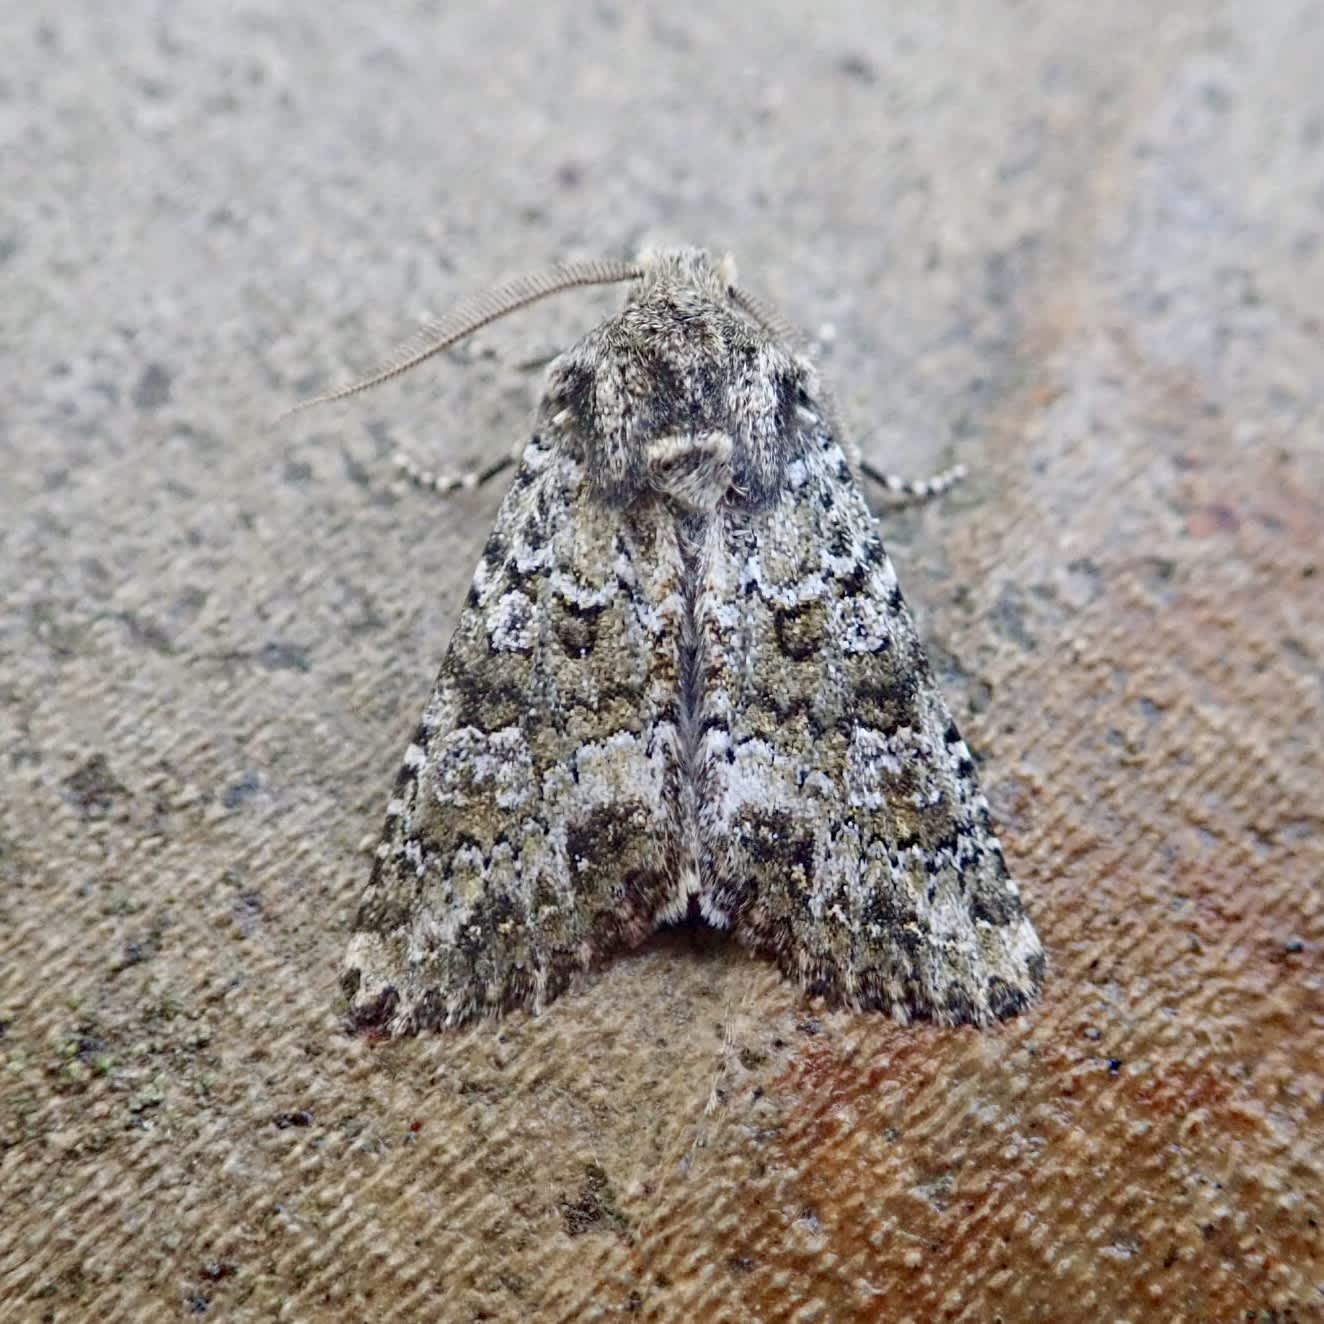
[292,248,1044,1034]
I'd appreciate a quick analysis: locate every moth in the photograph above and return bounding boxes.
[296,248,1044,1034]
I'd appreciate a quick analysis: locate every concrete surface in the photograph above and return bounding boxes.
[2,2,1321,1320]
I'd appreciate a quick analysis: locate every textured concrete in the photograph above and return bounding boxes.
[2,2,1322,1320]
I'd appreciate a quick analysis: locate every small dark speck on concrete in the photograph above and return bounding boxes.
[341,451,375,489]
[272,1110,313,1129]
[984,244,1024,308]
[111,610,175,654]
[1065,556,1103,601]
[560,1163,626,1237]
[222,772,262,809]
[256,641,310,672]
[121,939,156,967]
[1137,696,1162,722]
[1107,1058,1123,1074]
[62,754,128,815]
[207,204,243,231]
[796,1018,822,1036]
[990,582,1039,650]
[170,421,223,455]
[1145,556,1176,585]
[837,53,877,83]
[200,1262,235,1282]
[186,1293,210,1313]
[232,891,263,935]
[172,586,209,622]
[75,1033,107,1062]
[133,362,173,411]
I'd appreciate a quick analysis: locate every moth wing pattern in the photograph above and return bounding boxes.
[342,437,690,1032]
[695,426,1045,1024]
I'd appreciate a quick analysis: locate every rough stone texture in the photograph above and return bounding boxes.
[1,2,1320,1321]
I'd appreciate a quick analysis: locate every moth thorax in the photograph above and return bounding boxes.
[644,430,736,513]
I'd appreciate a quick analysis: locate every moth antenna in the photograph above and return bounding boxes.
[730,283,801,348]
[277,258,643,420]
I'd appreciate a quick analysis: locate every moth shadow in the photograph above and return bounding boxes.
[620,898,744,972]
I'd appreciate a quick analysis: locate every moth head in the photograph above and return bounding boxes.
[624,247,739,309]
[539,251,824,509]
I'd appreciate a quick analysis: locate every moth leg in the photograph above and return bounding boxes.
[859,458,967,505]
[818,384,966,507]
[391,444,518,497]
